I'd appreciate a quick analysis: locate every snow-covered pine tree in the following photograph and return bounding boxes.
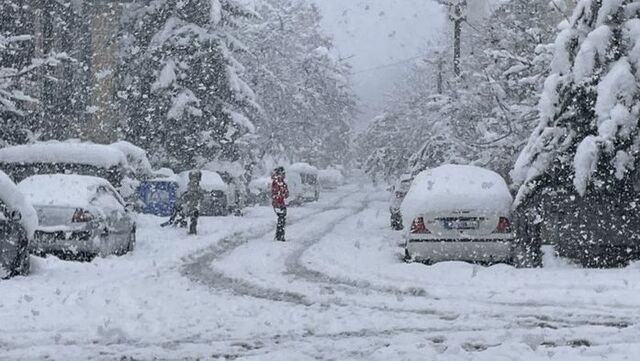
[512,0,640,266]
[118,0,257,170]
[242,0,356,168]
[0,0,70,145]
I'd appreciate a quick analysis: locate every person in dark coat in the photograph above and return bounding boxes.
[184,170,204,235]
[271,167,289,242]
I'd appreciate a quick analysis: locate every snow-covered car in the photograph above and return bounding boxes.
[17,174,136,260]
[204,161,249,215]
[109,141,154,202]
[0,141,131,188]
[248,176,271,206]
[401,164,523,266]
[389,175,413,230]
[289,163,320,204]
[137,168,180,217]
[318,168,345,190]
[178,170,229,216]
[0,171,37,279]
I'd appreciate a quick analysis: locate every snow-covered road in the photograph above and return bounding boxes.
[2,183,640,360]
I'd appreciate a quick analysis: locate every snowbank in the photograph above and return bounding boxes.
[0,142,128,169]
[17,174,115,209]
[401,164,512,225]
[0,170,37,239]
[178,170,228,194]
[289,162,318,175]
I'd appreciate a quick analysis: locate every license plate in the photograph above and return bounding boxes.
[443,219,479,230]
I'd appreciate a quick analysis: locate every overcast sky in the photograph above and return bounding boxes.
[311,0,447,130]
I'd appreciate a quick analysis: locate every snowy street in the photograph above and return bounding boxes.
[1,183,639,360]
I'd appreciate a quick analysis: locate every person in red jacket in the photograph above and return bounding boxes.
[271,166,289,242]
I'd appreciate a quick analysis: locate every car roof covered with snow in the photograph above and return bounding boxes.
[178,170,228,193]
[289,162,319,175]
[110,141,153,176]
[0,141,128,169]
[249,176,271,192]
[401,164,512,224]
[17,174,119,209]
[0,170,37,239]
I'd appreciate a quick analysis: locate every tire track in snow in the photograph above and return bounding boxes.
[183,189,466,323]
[281,195,640,331]
[182,188,370,305]
[282,197,430,299]
[181,185,636,356]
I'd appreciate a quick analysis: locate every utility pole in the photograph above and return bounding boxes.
[450,0,466,77]
[434,0,467,77]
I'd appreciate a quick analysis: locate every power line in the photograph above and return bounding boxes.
[351,55,427,75]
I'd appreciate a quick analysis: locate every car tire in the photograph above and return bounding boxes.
[127,227,136,253]
[403,248,413,263]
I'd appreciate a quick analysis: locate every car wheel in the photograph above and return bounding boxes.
[403,248,413,263]
[127,227,136,253]
[76,251,97,262]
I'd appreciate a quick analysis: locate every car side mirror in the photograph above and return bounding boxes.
[10,210,22,221]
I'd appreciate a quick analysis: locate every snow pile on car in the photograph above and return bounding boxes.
[0,141,128,169]
[17,174,116,209]
[110,141,153,177]
[249,176,271,194]
[401,164,512,226]
[204,160,245,178]
[318,168,344,189]
[289,162,318,175]
[178,170,228,194]
[151,168,180,182]
[0,170,37,239]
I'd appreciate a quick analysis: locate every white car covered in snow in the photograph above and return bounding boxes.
[178,170,230,216]
[318,168,345,190]
[0,171,37,278]
[402,164,518,265]
[18,174,136,260]
[288,162,320,204]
